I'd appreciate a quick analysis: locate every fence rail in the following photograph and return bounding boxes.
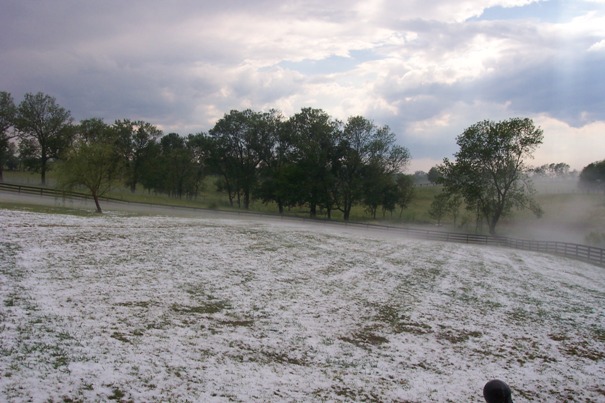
[339,222,605,268]
[2,182,604,268]
[0,183,96,201]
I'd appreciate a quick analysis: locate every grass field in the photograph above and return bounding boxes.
[1,207,604,402]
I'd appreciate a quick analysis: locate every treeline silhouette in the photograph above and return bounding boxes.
[1,91,414,219]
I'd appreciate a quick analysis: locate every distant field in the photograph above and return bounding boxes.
[1,208,604,401]
[3,170,604,242]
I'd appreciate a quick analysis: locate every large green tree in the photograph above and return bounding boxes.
[288,107,341,217]
[0,91,17,182]
[333,116,380,220]
[156,133,200,198]
[55,118,124,213]
[360,125,411,219]
[208,109,275,209]
[114,119,162,192]
[15,92,74,185]
[252,111,294,213]
[439,118,543,235]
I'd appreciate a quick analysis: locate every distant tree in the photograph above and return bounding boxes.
[184,132,211,197]
[160,133,199,198]
[380,180,399,218]
[411,171,428,184]
[439,118,543,235]
[445,192,463,227]
[532,162,570,178]
[4,142,18,171]
[428,192,448,226]
[332,116,369,220]
[0,91,17,182]
[377,174,414,218]
[579,159,605,193]
[113,119,162,192]
[138,132,209,199]
[55,118,124,213]
[138,140,162,193]
[15,92,74,185]
[429,191,463,227]
[288,108,341,217]
[361,127,410,219]
[155,133,188,197]
[208,109,275,209]
[395,173,415,218]
[253,111,294,214]
[427,166,441,184]
[333,116,410,220]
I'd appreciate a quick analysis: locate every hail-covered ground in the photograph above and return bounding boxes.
[1,208,604,402]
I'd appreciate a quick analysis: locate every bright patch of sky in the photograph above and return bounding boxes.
[472,0,591,22]
[278,49,380,75]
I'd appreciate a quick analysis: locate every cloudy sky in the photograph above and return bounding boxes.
[1,0,604,172]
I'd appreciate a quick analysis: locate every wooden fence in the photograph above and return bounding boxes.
[2,182,604,268]
[339,222,605,268]
[0,183,96,201]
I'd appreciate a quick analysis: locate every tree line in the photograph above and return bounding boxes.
[2,90,602,233]
[0,91,413,217]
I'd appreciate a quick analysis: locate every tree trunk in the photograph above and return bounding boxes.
[40,146,48,186]
[243,189,250,209]
[93,194,103,214]
[489,207,503,235]
[344,208,350,221]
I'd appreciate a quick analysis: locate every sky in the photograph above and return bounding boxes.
[1,0,604,172]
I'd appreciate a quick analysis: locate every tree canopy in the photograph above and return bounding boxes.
[0,91,17,182]
[55,119,124,213]
[579,159,605,192]
[439,118,543,234]
[3,90,414,219]
[15,92,74,185]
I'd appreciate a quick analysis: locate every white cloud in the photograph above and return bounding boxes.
[533,116,605,170]
[0,0,603,170]
[588,39,605,52]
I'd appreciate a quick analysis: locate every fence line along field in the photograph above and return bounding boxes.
[1,208,604,402]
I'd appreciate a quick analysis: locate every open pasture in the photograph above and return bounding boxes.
[1,208,604,402]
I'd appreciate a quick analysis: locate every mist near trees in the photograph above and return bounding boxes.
[437,118,544,235]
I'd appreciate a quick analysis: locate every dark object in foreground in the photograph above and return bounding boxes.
[483,379,513,403]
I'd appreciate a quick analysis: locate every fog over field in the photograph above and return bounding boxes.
[1,207,604,402]
[498,181,605,245]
